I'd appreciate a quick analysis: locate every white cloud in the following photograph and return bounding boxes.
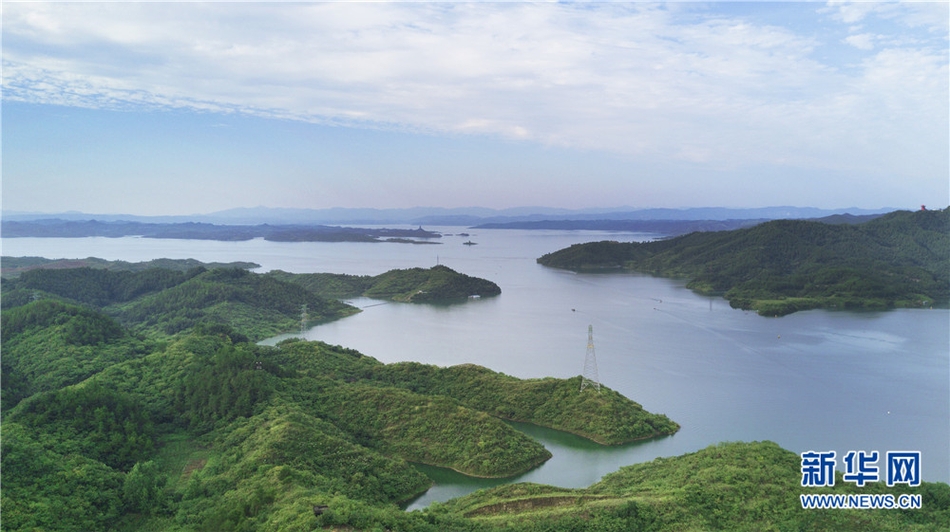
[2,2,947,183]
[825,1,883,25]
[844,33,875,50]
[825,0,949,33]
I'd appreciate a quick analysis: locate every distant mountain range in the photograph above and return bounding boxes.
[2,205,898,226]
[473,212,891,236]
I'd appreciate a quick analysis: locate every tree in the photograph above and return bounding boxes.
[123,460,167,514]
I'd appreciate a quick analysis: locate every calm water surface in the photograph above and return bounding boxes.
[4,230,948,507]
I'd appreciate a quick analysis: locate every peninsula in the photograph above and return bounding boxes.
[537,208,949,316]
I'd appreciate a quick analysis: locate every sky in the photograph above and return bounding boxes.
[2,1,948,216]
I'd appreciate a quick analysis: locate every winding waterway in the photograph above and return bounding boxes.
[5,229,948,508]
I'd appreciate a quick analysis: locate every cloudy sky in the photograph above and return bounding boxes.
[3,1,948,216]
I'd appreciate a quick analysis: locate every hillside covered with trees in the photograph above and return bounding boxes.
[1,297,684,531]
[1,261,502,339]
[268,265,502,302]
[2,266,357,340]
[1,255,946,531]
[537,208,949,316]
[0,256,261,279]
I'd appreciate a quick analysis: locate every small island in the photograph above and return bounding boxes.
[537,208,949,316]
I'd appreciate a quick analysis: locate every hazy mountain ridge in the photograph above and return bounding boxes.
[474,212,889,237]
[3,205,899,226]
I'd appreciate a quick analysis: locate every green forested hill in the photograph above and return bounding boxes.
[2,261,500,338]
[537,208,949,315]
[268,264,502,302]
[2,266,357,340]
[112,268,357,338]
[0,256,260,279]
[366,362,678,444]
[0,300,157,410]
[3,266,202,308]
[0,295,682,531]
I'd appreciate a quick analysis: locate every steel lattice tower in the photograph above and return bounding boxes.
[300,304,309,336]
[580,325,601,392]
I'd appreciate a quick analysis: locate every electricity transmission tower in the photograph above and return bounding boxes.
[580,324,601,393]
[300,304,309,336]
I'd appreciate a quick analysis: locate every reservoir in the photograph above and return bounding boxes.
[5,229,948,506]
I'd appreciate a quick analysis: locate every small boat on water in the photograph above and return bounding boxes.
[463,240,477,246]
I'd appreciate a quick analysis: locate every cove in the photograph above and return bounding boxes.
[403,421,676,510]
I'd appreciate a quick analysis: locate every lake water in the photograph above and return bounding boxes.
[4,230,948,507]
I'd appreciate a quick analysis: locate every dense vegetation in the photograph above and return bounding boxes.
[537,208,950,315]
[269,264,502,302]
[440,441,950,532]
[2,261,500,338]
[365,362,678,444]
[0,299,158,409]
[0,256,260,279]
[2,254,944,531]
[1,291,685,531]
[9,382,156,470]
[2,265,358,340]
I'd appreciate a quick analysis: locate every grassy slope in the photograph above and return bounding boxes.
[443,441,950,532]
[537,208,949,316]
[268,339,677,446]
[310,382,553,477]
[367,362,679,444]
[273,340,553,478]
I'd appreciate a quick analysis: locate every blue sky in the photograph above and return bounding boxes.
[3,1,948,216]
